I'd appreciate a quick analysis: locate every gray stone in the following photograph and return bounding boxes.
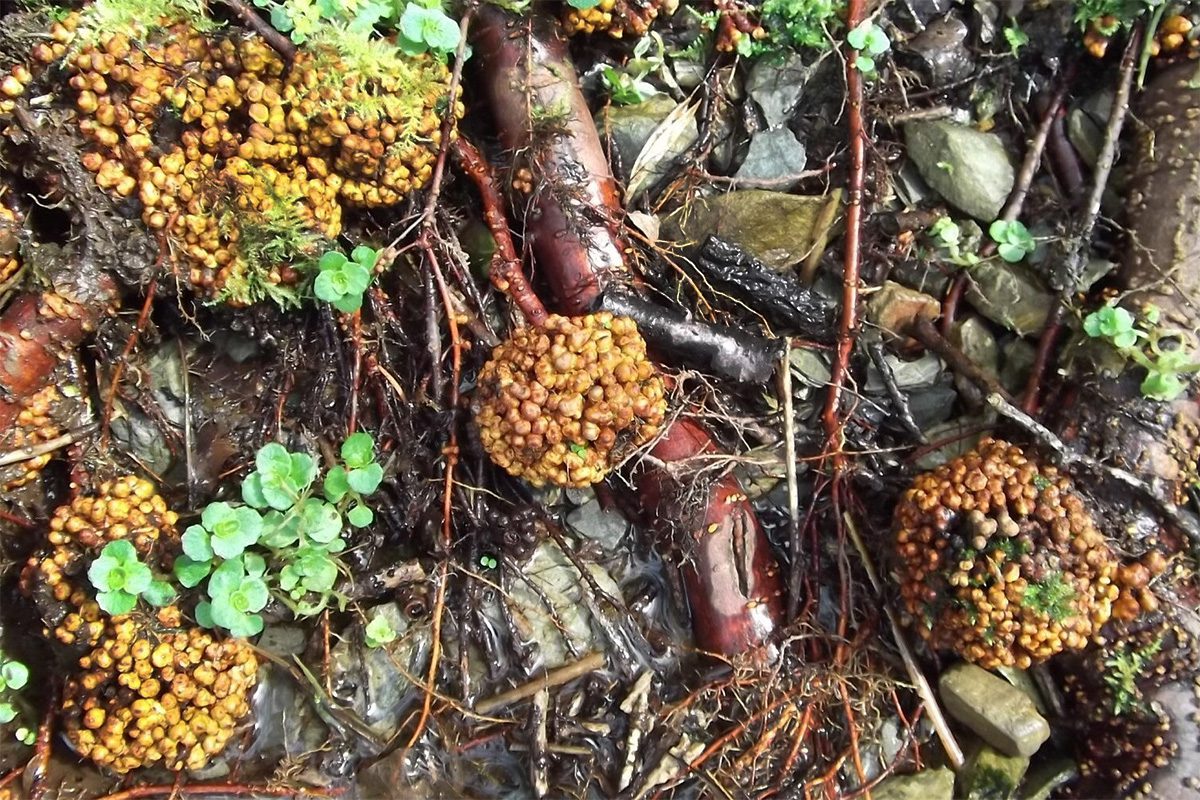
[905,120,1014,220]
[330,603,430,738]
[735,128,807,188]
[999,339,1036,395]
[596,94,685,173]
[865,351,943,392]
[951,316,999,396]
[867,281,940,339]
[961,743,1030,800]
[746,53,813,128]
[566,499,630,551]
[965,261,1054,337]
[901,13,975,85]
[1067,90,1113,169]
[872,767,955,800]
[662,190,840,271]
[492,541,624,670]
[906,383,958,430]
[1019,757,1078,800]
[940,662,1051,757]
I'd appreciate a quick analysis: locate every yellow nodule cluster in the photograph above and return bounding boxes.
[474,313,666,488]
[23,475,179,649]
[1086,13,1197,59]
[0,189,22,285]
[3,9,460,305]
[562,0,672,38]
[0,385,63,491]
[62,612,258,774]
[23,478,259,773]
[893,438,1125,669]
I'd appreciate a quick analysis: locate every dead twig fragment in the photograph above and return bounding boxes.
[474,652,606,715]
[219,0,296,62]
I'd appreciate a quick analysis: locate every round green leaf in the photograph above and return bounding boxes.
[174,556,212,588]
[242,472,269,508]
[347,503,374,528]
[242,551,268,578]
[195,601,215,629]
[242,576,270,611]
[318,250,348,271]
[1,662,29,691]
[340,432,375,469]
[347,463,384,495]
[101,539,137,563]
[0,703,15,724]
[299,498,343,544]
[323,466,350,503]
[365,614,397,647]
[142,580,176,608]
[259,510,301,549]
[288,452,318,493]
[87,553,121,592]
[333,291,364,314]
[121,561,153,595]
[315,268,349,302]
[350,245,380,271]
[182,526,214,562]
[255,443,294,479]
[97,589,137,616]
[208,558,246,596]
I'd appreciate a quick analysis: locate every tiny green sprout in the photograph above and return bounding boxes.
[199,557,269,638]
[184,501,264,561]
[567,0,601,7]
[16,727,34,746]
[480,554,499,570]
[0,704,15,725]
[88,540,154,615]
[988,219,1036,263]
[397,2,461,58]
[929,216,961,247]
[0,661,28,693]
[846,19,889,77]
[1083,305,1139,349]
[243,442,318,511]
[1003,23,1029,56]
[314,246,378,314]
[569,442,588,457]
[364,613,398,649]
[601,66,658,105]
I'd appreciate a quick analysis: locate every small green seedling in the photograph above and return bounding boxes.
[1104,635,1164,715]
[927,216,981,267]
[846,19,889,77]
[1083,303,1200,401]
[1003,23,1029,56]
[480,554,499,570]
[0,653,34,746]
[988,220,1036,262]
[88,540,175,615]
[314,246,379,314]
[178,435,386,636]
[197,556,270,638]
[364,613,398,648]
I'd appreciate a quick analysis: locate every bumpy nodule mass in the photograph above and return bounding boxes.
[561,0,674,37]
[2,10,459,305]
[474,314,667,488]
[61,611,258,774]
[893,438,1125,668]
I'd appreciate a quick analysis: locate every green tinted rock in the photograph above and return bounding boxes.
[663,190,841,271]
[940,662,1050,757]
[962,744,1030,800]
[872,767,955,800]
[905,121,1013,220]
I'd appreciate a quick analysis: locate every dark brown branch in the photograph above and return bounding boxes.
[220,0,296,62]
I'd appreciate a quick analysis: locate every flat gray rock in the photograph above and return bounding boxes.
[964,261,1054,337]
[735,128,807,188]
[747,53,812,128]
[940,662,1051,757]
[596,94,683,173]
[905,120,1014,219]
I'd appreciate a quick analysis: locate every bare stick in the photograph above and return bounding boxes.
[220,0,296,62]
[0,423,96,468]
[780,342,802,621]
[844,512,965,770]
[474,652,606,715]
